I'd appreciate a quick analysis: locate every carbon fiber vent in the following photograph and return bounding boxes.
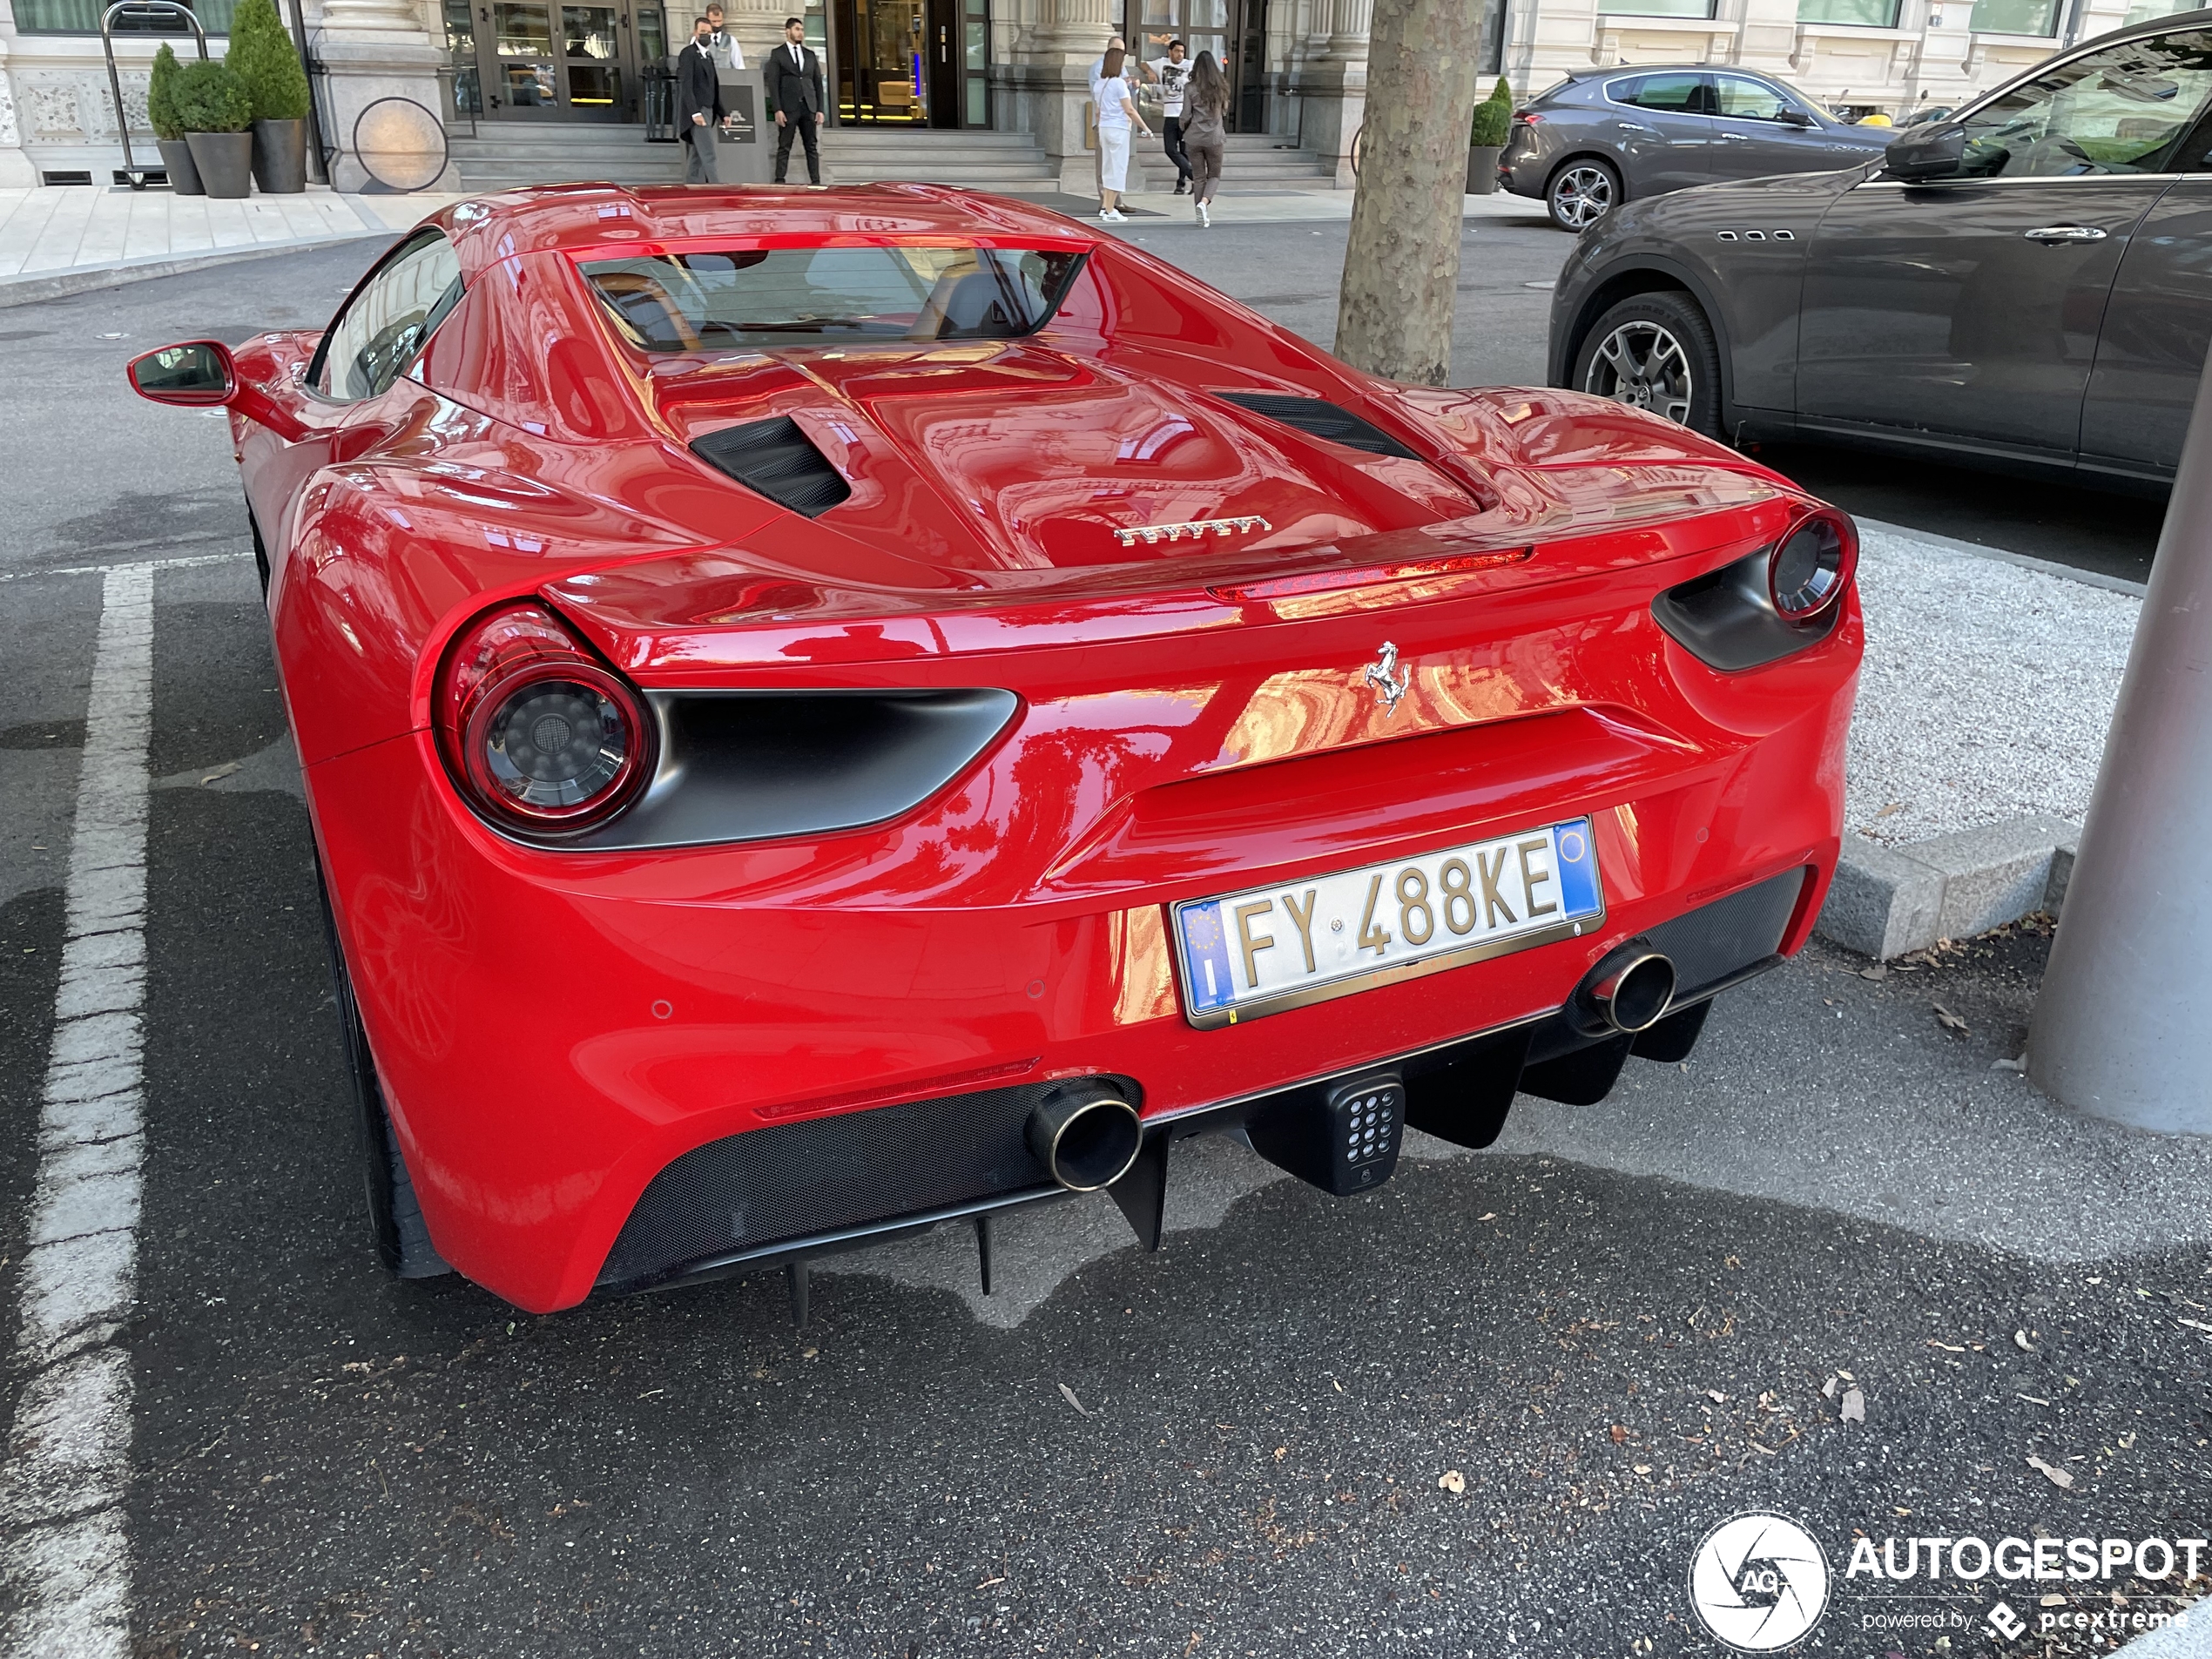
[690,415,852,517]
[1217,392,1422,460]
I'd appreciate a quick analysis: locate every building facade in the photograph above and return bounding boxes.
[0,0,2194,191]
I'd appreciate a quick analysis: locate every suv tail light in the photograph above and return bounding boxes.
[435,604,654,833]
[1768,509,1857,623]
[1514,111,1541,125]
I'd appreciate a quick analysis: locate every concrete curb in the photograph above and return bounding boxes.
[1817,814,2080,960]
[0,230,388,310]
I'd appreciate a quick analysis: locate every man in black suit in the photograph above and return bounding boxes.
[765,15,825,185]
[677,16,727,185]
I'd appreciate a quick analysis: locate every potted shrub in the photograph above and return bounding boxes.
[147,43,205,196]
[172,59,255,199]
[1467,76,1512,195]
[228,0,311,194]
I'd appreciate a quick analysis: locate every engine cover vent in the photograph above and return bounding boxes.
[1217,392,1421,460]
[690,415,853,517]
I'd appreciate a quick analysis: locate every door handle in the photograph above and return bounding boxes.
[2024,225,2107,243]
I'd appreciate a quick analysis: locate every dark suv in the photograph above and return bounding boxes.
[1501,66,1898,231]
[1547,12,2212,487]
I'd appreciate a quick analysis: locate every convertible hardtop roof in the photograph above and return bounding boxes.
[429,182,1105,280]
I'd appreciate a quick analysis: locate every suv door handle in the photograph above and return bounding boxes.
[2024,225,2107,243]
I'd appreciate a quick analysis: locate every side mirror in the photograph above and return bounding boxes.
[1883,122,1966,182]
[1776,108,1815,128]
[127,341,235,407]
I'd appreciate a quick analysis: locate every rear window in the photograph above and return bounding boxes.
[1611,72,1710,113]
[579,245,1086,350]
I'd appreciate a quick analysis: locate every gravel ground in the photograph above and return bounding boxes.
[1845,525,2142,848]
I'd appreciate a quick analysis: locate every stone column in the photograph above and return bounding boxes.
[308,0,454,191]
[1297,0,1367,188]
[1029,0,1115,193]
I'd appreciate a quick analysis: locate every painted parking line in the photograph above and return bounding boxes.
[0,563,153,1659]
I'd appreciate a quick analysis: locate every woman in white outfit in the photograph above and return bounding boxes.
[1092,46,1150,223]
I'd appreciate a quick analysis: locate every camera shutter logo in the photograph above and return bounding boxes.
[1687,1513,1831,1652]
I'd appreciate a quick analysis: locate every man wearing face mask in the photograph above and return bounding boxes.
[678,14,729,185]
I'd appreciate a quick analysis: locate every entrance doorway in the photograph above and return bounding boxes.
[831,0,988,125]
[447,0,669,120]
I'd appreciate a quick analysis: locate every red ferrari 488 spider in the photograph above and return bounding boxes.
[130,185,1859,1318]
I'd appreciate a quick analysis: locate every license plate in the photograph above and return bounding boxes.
[1171,817,1605,1028]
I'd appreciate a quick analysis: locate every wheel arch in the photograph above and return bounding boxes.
[1552,259,1739,428]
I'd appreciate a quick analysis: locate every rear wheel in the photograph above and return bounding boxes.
[1548,158,1619,232]
[314,854,451,1280]
[1572,291,1723,437]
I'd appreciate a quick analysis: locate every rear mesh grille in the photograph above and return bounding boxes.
[690,415,853,517]
[1217,392,1421,459]
[598,1074,1141,1290]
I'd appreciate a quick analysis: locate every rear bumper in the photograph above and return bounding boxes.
[597,865,1811,1297]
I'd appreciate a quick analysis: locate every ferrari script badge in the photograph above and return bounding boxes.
[1114,515,1271,548]
[1363,640,1410,718]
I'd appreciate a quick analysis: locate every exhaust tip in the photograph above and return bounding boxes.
[1585,943,1677,1034]
[1026,1083,1143,1191]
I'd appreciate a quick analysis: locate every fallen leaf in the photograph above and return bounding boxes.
[1927,1339,1966,1352]
[2014,1330,2034,1352]
[1477,1213,1498,1222]
[198,760,241,786]
[1838,1369,1855,1381]
[1609,1425,1627,1444]
[1822,1375,1841,1399]
[1332,1379,1344,1393]
[2040,1594,2067,1608]
[2027,1454,2074,1489]
[1858,965,1888,981]
[1991,1056,2027,1073]
[1746,1439,1777,1456]
[1934,1003,1967,1033]
[1273,1447,1287,1461]
[1632,1463,1652,1474]
[1438,1469,1466,1494]
[1840,1388,1866,1424]
[1058,1383,1090,1418]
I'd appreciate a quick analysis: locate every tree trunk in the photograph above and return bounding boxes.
[1332,0,1487,386]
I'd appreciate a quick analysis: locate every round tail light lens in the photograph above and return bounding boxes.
[435,604,652,833]
[1768,510,1857,623]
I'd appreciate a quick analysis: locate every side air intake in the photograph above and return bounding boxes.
[1217,391,1422,460]
[690,415,853,517]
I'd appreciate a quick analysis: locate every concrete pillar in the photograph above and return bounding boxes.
[2027,353,2212,1136]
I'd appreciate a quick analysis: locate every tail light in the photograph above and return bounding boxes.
[1514,111,1541,125]
[435,604,654,833]
[1768,509,1856,623]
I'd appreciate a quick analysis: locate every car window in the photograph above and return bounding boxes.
[1612,72,1710,114]
[579,246,1085,348]
[1714,75,1804,121]
[1955,29,2212,175]
[309,232,464,401]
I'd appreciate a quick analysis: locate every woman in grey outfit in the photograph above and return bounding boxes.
[1181,52,1229,227]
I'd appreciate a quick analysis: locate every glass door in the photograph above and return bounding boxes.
[834,0,929,123]
[482,1,561,115]
[559,3,624,118]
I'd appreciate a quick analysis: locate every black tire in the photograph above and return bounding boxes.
[1547,158,1620,233]
[1570,290,1724,437]
[314,853,451,1280]
[247,507,270,599]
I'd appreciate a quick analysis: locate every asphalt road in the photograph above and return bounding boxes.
[1,237,2207,1659]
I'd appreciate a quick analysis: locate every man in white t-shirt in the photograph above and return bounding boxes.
[1148,40,1193,194]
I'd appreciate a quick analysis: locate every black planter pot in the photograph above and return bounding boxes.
[1467,144,1503,195]
[156,136,204,196]
[185,131,254,199]
[251,118,307,194]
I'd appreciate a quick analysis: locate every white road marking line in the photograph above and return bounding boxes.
[0,562,154,1659]
[0,548,248,583]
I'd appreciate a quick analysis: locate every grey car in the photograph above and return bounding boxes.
[1500,65,1898,232]
[1547,12,2212,489]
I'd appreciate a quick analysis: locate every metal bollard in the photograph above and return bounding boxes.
[2028,351,2212,1134]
